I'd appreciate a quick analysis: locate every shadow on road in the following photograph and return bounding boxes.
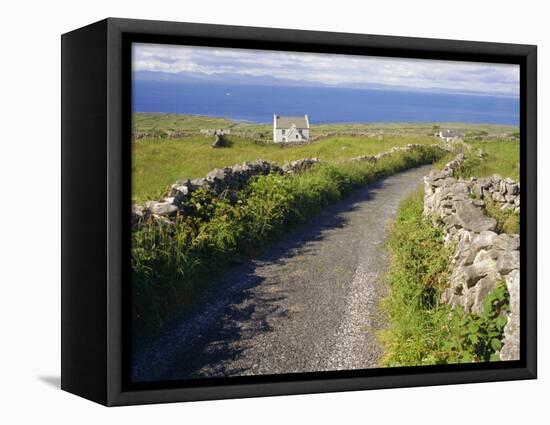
[133,179,386,382]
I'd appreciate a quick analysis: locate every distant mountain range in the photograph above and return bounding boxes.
[134,70,332,88]
[133,70,518,98]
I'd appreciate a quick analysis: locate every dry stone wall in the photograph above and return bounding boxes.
[132,158,321,227]
[423,155,520,361]
[132,143,443,227]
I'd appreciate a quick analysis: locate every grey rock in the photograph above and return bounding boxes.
[500,269,520,361]
[206,168,227,181]
[496,250,520,274]
[487,249,500,260]
[462,286,477,311]
[430,177,456,188]
[494,234,520,251]
[282,158,320,174]
[499,180,508,195]
[506,183,519,196]
[472,183,483,198]
[170,184,189,197]
[481,188,492,199]
[449,182,469,196]
[460,249,477,266]
[473,249,492,264]
[479,178,493,189]
[462,258,499,288]
[132,205,145,216]
[492,191,506,202]
[429,171,449,181]
[131,205,149,227]
[190,177,206,188]
[472,230,498,250]
[442,214,462,232]
[146,200,179,217]
[471,276,498,315]
[455,201,497,233]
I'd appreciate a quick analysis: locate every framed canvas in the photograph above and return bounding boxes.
[61,18,537,406]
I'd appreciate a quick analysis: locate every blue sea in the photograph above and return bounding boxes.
[133,81,519,126]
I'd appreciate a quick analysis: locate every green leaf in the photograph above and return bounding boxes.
[489,353,501,362]
[495,316,508,328]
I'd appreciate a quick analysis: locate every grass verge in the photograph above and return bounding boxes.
[380,191,509,366]
[132,145,444,334]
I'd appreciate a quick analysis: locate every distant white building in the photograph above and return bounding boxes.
[438,129,463,142]
[273,114,310,143]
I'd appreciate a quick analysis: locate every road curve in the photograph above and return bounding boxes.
[133,164,432,382]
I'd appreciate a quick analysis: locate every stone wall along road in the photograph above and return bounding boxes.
[423,155,520,361]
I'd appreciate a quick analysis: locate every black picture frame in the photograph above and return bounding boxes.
[61,17,537,406]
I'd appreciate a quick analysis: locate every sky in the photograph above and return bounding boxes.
[132,43,520,97]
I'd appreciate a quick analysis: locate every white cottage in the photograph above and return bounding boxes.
[438,129,463,142]
[273,114,310,143]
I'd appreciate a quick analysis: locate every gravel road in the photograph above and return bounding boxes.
[133,165,431,382]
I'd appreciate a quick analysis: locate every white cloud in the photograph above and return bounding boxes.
[132,43,520,96]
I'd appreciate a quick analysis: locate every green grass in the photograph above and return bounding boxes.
[455,139,520,180]
[484,199,520,234]
[452,138,520,233]
[380,191,510,366]
[133,113,518,137]
[132,134,440,202]
[133,113,237,132]
[132,113,520,203]
[132,145,445,334]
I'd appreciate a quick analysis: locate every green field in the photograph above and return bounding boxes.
[457,139,520,180]
[133,134,438,202]
[134,113,236,133]
[132,113,520,203]
[133,112,518,137]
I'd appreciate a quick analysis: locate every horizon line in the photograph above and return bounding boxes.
[133,72,520,99]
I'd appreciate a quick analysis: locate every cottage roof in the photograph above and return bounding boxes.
[274,115,309,129]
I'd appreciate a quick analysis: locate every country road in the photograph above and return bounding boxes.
[133,164,432,382]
